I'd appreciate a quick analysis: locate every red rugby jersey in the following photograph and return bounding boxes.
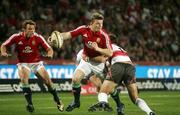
[70,25,112,57]
[3,32,50,63]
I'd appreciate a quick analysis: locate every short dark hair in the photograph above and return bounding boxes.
[22,20,36,29]
[109,33,118,44]
[109,33,117,40]
[91,12,104,21]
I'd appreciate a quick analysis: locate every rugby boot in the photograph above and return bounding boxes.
[100,102,113,112]
[26,104,34,113]
[88,102,101,112]
[88,102,113,112]
[149,112,155,115]
[66,101,80,112]
[117,103,125,115]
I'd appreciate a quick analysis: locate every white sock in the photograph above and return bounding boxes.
[135,98,153,115]
[98,93,108,103]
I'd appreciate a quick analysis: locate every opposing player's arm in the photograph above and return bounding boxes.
[82,53,108,63]
[90,55,108,63]
[95,47,113,57]
[91,42,113,57]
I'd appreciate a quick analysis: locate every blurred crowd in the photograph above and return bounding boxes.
[0,0,179,64]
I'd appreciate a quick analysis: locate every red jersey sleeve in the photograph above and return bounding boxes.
[101,29,112,49]
[2,33,19,47]
[70,25,86,38]
[36,34,50,51]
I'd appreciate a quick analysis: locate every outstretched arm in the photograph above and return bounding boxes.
[61,32,72,40]
[47,31,72,47]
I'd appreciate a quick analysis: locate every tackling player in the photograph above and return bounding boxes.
[1,20,64,112]
[76,48,124,113]
[89,43,156,115]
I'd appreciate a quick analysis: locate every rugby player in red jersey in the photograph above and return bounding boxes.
[50,12,117,112]
[1,20,64,112]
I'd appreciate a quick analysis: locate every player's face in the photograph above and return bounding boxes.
[91,19,103,32]
[25,24,35,38]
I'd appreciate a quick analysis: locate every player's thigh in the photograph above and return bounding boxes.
[76,59,92,76]
[36,66,49,78]
[126,83,139,103]
[36,67,52,84]
[73,69,85,83]
[91,62,105,79]
[17,64,31,83]
[89,75,102,88]
[100,80,117,94]
[73,60,91,83]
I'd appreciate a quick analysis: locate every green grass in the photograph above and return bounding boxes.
[0,91,179,115]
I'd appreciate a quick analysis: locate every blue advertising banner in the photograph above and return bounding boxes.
[0,64,76,79]
[136,65,180,79]
[0,64,179,79]
[0,64,180,92]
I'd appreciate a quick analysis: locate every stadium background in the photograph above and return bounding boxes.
[0,0,180,115]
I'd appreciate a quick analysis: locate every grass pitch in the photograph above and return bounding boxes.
[0,91,179,115]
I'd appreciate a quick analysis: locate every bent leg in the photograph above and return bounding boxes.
[127,83,154,115]
[98,80,116,103]
[126,83,138,103]
[18,64,34,112]
[35,67,64,111]
[100,80,124,110]
[89,75,102,92]
[72,69,85,104]
[88,80,115,112]
[65,69,85,112]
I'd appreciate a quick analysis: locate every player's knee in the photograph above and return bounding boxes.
[20,78,29,84]
[72,77,81,84]
[44,78,52,85]
[21,83,32,93]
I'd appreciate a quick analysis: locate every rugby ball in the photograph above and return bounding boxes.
[50,31,63,48]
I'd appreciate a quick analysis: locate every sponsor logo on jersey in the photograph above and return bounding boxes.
[22,46,33,53]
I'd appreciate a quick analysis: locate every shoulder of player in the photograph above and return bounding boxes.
[10,32,22,38]
[6,32,22,41]
[100,29,109,38]
[33,33,45,39]
[3,32,21,45]
[74,25,88,31]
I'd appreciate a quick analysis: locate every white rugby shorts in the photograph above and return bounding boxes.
[17,61,44,73]
[75,59,105,79]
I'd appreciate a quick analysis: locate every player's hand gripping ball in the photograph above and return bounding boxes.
[49,31,63,48]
